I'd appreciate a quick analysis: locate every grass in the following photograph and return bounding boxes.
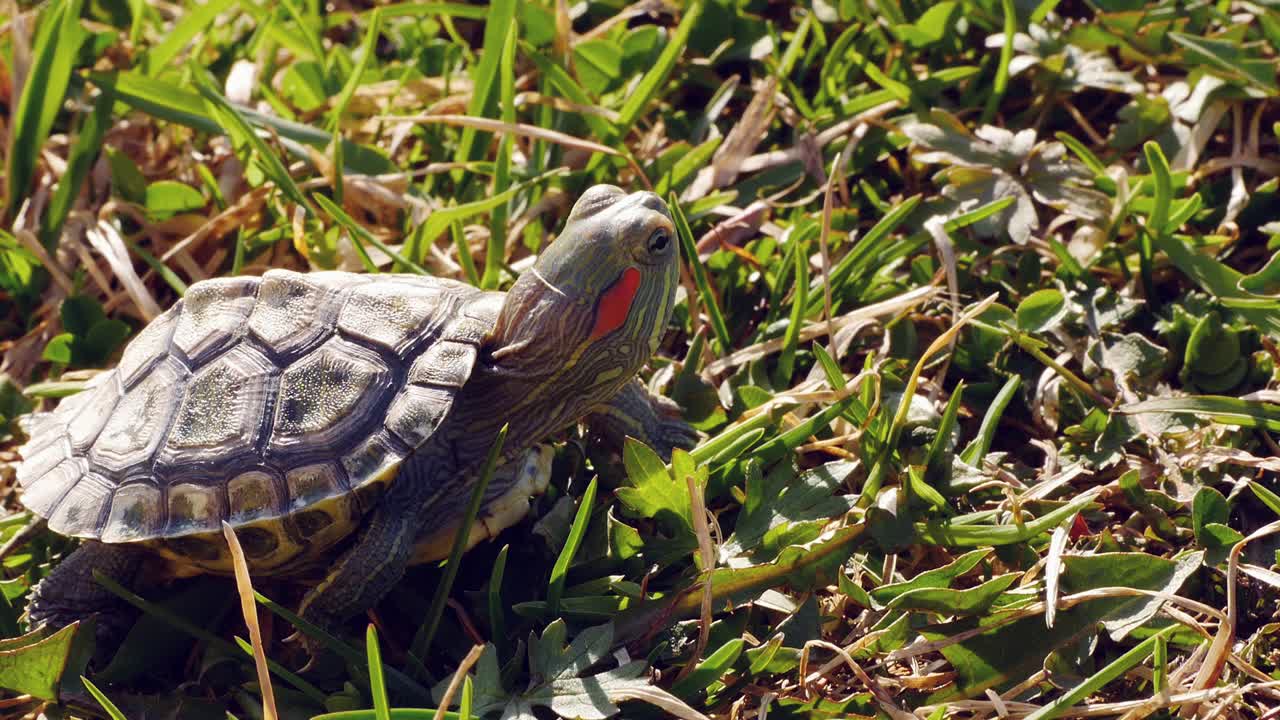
[2,0,1280,718]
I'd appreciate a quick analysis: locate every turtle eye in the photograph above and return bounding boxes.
[647,228,671,254]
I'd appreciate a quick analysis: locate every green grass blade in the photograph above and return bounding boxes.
[328,9,383,132]
[404,168,566,270]
[959,375,1020,465]
[231,636,326,705]
[251,592,362,666]
[546,476,598,617]
[670,192,731,355]
[453,0,516,167]
[810,195,920,314]
[459,676,473,720]
[312,707,463,712]
[41,85,113,249]
[1054,131,1106,176]
[525,48,614,139]
[980,0,1016,124]
[690,410,779,465]
[5,0,88,221]
[753,395,856,465]
[670,637,744,698]
[278,0,326,62]
[481,18,519,290]
[81,675,128,720]
[1118,395,1280,432]
[193,69,315,215]
[125,239,189,296]
[146,0,237,73]
[774,235,808,386]
[366,625,391,720]
[811,344,847,391]
[1024,626,1174,720]
[1249,482,1280,518]
[915,490,1099,547]
[450,220,481,286]
[366,3,488,20]
[86,71,397,175]
[314,193,427,274]
[1141,140,1173,301]
[410,424,509,664]
[613,0,705,141]
[93,572,331,704]
[922,381,965,493]
[486,544,510,658]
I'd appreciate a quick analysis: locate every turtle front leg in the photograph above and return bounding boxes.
[294,507,417,643]
[27,541,143,649]
[293,457,446,658]
[586,379,698,461]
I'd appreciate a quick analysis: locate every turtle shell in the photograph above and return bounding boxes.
[16,269,503,573]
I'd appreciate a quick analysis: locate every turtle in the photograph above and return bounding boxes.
[15,185,696,651]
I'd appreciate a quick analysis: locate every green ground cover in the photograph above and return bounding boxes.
[2,0,1280,717]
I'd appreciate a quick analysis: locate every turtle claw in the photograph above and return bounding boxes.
[283,630,324,673]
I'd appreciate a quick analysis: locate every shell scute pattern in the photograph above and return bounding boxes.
[160,346,277,470]
[384,385,454,447]
[341,431,408,494]
[16,437,71,490]
[90,359,186,475]
[408,341,476,388]
[15,271,495,571]
[171,277,258,365]
[269,338,395,454]
[66,373,122,452]
[337,280,451,353]
[227,470,284,523]
[117,306,179,387]
[248,269,344,356]
[47,470,112,538]
[167,483,225,536]
[102,482,164,543]
[20,458,83,518]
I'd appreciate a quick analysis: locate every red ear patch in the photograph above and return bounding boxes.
[590,267,641,340]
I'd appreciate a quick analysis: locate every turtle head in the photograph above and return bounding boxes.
[490,185,679,397]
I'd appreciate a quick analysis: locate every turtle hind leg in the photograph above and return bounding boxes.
[27,541,142,648]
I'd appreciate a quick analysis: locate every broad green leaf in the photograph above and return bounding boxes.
[1016,289,1067,332]
[0,623,87,700]
[106,146,147,204]
[617,438,696,540]
[144,180,206,220]
[1240,250,1280,296]
[670,638,744,698]
[573,39,623,95]
[925,552,1198,701]
[720,460,858,563]
[886,572,1019,615]
[871,549,991,605]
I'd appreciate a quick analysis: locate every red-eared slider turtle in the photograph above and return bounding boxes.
[16,185,695,649]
